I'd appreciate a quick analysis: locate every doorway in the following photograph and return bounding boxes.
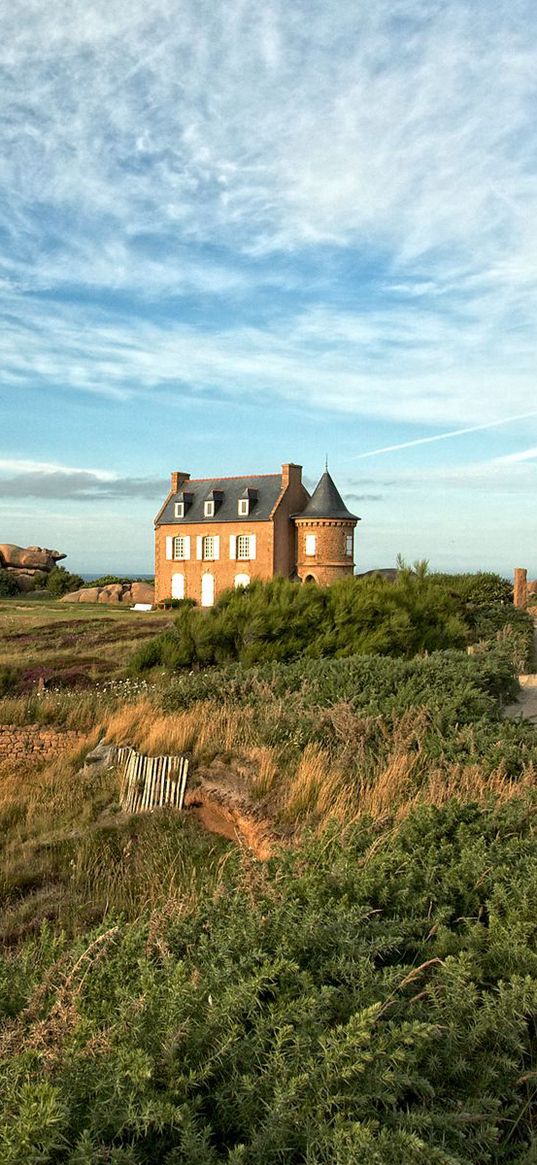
[171,573,185,600]
[201,572,215,607]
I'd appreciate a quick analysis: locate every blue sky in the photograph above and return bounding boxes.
[1,0,536,577]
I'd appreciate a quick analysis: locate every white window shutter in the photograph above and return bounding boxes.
[184,535,191,560]
[196,536,203,560]
[213,535,220,560]
[166,536,173,561]
[229,535,237,560]
[250,534,256,560]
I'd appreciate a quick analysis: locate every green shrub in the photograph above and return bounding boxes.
[3,797,537,1161]
[0,570,19,597]
[0,666,18,696]
[161,646,519,718]
[45,567,85,597]
[431,571,513,605]
[131,572,470,672]
[81,575,154,588]
[161,596,197,610]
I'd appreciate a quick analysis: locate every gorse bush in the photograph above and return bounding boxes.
[2,797,537,1162]
[130,570,533,675]
[161,647,520,716]
[430,571,513,605]
[131,570,472,672]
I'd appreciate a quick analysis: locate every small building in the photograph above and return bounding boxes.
[154,463,359,606]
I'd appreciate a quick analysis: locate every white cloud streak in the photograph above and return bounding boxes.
[351,412,537,458]
[1,1,537,433]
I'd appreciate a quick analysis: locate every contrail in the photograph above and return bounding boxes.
[353,410,537,459]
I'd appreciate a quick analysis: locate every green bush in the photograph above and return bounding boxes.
[161,596,197,610]
[131,571,469,672]
[431,571,514,605]
[0,570,19,597]
[0,666,18,696]
[161,647,519,719]
[81,575,154,588]
[3,797,537,1162]
[45,567,85,597]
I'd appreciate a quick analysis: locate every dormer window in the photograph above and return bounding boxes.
[238,488,258,517]
[204,488,224,518]
[175,491,193,519]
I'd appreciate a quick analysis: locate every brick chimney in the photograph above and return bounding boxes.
[170,471,190,494]
[281,463,302,490]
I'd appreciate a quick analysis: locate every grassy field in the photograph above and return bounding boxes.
[0,599,171,689]
[1,586,537,1160]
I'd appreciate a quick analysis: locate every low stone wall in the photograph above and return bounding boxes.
[0,724,84,761]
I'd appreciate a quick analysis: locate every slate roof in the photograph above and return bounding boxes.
[293,470,359,521]
[156,475,283,525]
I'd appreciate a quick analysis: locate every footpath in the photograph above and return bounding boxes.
[504,620,537,724]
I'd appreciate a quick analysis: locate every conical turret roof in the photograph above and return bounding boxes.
[295,470,359,521]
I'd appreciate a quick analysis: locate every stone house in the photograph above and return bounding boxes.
[154,462,359,606]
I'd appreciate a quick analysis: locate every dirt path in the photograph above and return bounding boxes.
[504,621,537,724]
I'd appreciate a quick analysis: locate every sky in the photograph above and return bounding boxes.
[1,0,536,577]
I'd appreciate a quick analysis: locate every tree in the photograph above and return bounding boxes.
[45,567,84,598]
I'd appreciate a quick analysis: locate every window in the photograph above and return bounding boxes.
[204,500,215,518]
[345,535,353,556]
[167,534,190,561]
[238,498,249,516]
[234,573,250,588]
[236,535,251,560]
[305,534,316,556]
[203,536,217,560]
[174,502,184,518]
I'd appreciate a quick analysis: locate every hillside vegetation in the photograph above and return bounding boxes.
[130,567,531,671]
[0,570,536,1161]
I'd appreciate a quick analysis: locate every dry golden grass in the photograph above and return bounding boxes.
[105,698,255,761]
[0,734,112,844]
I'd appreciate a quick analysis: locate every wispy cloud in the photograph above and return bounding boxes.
[2,3,537,342]
[2,297,537,429]
[0,460,165,499]
[2,0,537,580]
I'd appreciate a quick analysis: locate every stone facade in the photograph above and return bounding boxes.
[154,463,359,605]
[0,724,84,761]
[295,519,356,584]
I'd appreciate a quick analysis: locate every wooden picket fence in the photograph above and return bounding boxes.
[116,746,189,814]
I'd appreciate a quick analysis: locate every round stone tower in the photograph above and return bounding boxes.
[293,469,360,585]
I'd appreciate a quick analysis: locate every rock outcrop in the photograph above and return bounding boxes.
[61,581,154,606]
[0,544,66,591]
